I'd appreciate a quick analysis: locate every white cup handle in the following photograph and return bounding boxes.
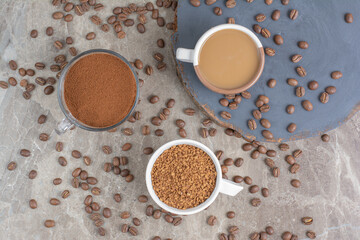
[219,179,243,196]
[176,48,195,63]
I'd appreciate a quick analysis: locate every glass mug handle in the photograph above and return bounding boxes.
[176,48,195,63]
[219,178,243,196]
[55,117,74,135]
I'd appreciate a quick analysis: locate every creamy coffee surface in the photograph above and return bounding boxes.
[197,29,260,90]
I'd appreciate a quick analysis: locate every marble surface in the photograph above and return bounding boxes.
[0,0,359,239]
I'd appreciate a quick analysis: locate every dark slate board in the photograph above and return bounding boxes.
[172,0,360,142]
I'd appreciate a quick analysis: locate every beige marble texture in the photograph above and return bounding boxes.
[0,0,360,239]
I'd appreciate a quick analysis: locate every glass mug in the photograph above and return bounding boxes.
[56,49,140,134]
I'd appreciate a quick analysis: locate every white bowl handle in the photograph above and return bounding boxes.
[176,48,195,63]
[219,179,243,196]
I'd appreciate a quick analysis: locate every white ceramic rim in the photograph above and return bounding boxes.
[145,139,222,215]
[192,24,263,66]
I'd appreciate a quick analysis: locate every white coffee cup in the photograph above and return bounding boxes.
[176,24,265,95]
[145,139,243,215]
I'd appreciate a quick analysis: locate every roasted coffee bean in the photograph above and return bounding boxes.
[145,65,153,75]
[82,156,91,166]
[281,0,289,5]
[129,226,138,236]
[267,78,276,88]
[22,91,31,100]
[253,24,262,34]
[241,91,252,99]
[72,178,80,188]
[86,32,96,40]
[200,128,209,138]
[190,0,201,7]
[320,92,329,104]
[101,207,111,218]
[44,86,54,95]
[64,2,74,12]
[306,231,316,239]
[286,78,298,87]
[228,17,235,24]
[18,68,26,76]
[97,227,106,236]
[225,128,234,136]
[87,177,98,185]
[50,64,61,72]
[39,133,49,141]
[176,128,186,138]
[84,195,93,206]
[7,161,16,171]
[308,80,319,90]
[207,128,216,137]
[298,41,309,49]
[91,187,101,196]
[94,219,104,227]
[184,108,195,116]
[213,7,222,16]
[9,60,18,70]
[287,123,297,133]
[261,188,269,197]
[291,179,301,188]
[143,147,153,155]
[242,143,253,151]
[80,170,88,180]
[228,226,239,235]
[225,0,236,8]
[265,158,275,168]
[256,100,264,108]
[251,198,261,207]
[101,145,112,154]
[265,0,273,4]
[274,35,283,45]
[331,71,342,79]
[296,66,307,77]
[219,233,227,240]
[72,168,82,178]
[121,224,129,233]
[285,155,296,165]
[50,198,61,205]
[94,3,104,11]
[260,118,271,129]
[221,165,228,174]
[157,17,165,27]
[28,199,37,209]
[233,176,243,183]
[258,145,267,154]
[289,9,299,20]
[291,54,302,63]
[321,133,330,142]
[279,143,290,151]
[54,41,63,50]
[264,226,274,235]
[255,13,266,22]
[345,13,353,23]
[28,169,37,179]
[261,28,271,38]
[44,220,55,228]
[205,0,217,5]
[325,86,336,95]
[249,185,259,193]
[248,119,257,130]
[34,77,46,86]
[164,214,174,223]
[220,111,231,120]
[285,104,295,115]
[53,178,62,185]
[121,143,131,151]
[250,232,260,240]
[207,215,217,226]
[133,217,142,226]
[251,150,260,159]
[146,205,154,216]
[272,9,280,21]
[90,15,102,25]
[19,149,31,158]
[266,149,276,157]
[60,190,70,199]
[34,62,46,70]
[226,211,235,219]
[52,11,64,19]
[30,29,38,38]
[140,125,150,135]
[290,163,300,174]
[72,150,82,159]
[228,101,237,110]
[219,98,229,107]
[272,167,280,177]
[133,59,143,70]
[302,100,313,111]
[64,14,73,22]
[125,174,134,182]
[58,156,67,167]
[244,176,252,185]
[224,158,234,166]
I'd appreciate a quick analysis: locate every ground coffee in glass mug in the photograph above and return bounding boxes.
[197,29,260,90]
[64,53,137,128]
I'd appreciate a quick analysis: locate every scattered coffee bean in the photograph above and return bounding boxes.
[289,9,299,20]
[207,215,217,226]
[253,24,262,34]
[262,130,274,139]
[271,10,280,21]
[291,54,302,63]
[267,79,276,88]
[143,147,153,155]
[296,66,307,77]
[248,119,257,130]
[261,28,271,38]
[250,198,261,207]
[281,0,289,5]
[44,220,55,228]
[121,224,129,233]
[249,185,259,193]
[320,92,329,104]
[190,0,201,7]
[272,167,280,177]
[261,188,269,197]
[214,7,222,16]
[325,86,336,95]
[50,198,61,205]
[220,111,231,120]
[274,34,283,45]
[260,118,271,128]
[308,80,319,90]
[244,176,252,185]
[345,13,353,23]
[331,71,342,79]
[321,134,330,142]
[290,163,300,174]
[298,41,309,49]
[7,161,16,170]
[265,158,275,168]
[255,13,266,22]
[279,143,290,151]
[146,205,154,216]
[291,179,301,188]
[179,128,187,138]
[302,100,313,111]
[306,231,316,239]
[53,178,62,185]
[265,47,275,56]
[287,123,297,133]
[287,78,298,87]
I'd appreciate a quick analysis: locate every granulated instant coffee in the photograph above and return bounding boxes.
[64,53,137,128]
[151,144,217,209]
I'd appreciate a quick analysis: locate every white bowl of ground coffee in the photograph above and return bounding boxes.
[146,139,243,215]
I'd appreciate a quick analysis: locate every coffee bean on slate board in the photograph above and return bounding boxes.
[287,123,297,133]
[281,0,289,5]
[320,92,329,103]
[298,41,309,49]
[253,110,262,119]
[302,100,313,111]
[345,13,353,23]
[325,86,336,94]
[265,0,273,5]
[190,0,200,7]
[255,13,266,22]
[289,9,299,20]
[241,91,252,99]
[265,47,275,56]
[260,119,271,128]
[261,28,271,38]
[225,0,236,8]
[267,79,276,88]
[220,111,231,120]
[228,17,235,24]
[331,71,342,79]
[253,24,262,34]
[308,80,319,90]
[219,98,229,107]
[286,105,295,114]
[296,66,307,77]
[274,35,283,45]
[271,10,280,21]
[291,54,302,63]
[279,143,290,151]
[287,78,298,86]
[214,7,222,16]
[291,179,301,188]
[248,119,257,130]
